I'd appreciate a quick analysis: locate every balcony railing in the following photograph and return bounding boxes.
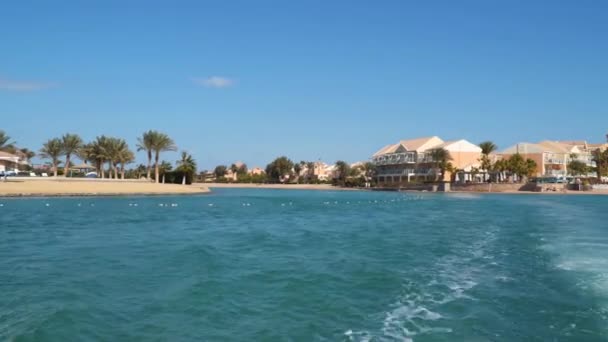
[376,168,436,176]
[372,152,417,165]
[544,158,565,164]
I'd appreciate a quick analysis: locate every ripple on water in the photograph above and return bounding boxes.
[346,254,482,341]
[346,220,501,341]
[2,191,608,341]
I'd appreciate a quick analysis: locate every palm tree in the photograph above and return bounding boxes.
[229,163,239,178]
[77,142,100,177]
[89,136,110,178]
[17,148,36,169]
[116,141,135,179]
[136,130,155,180]
[293,163,302,182]
[19,148,36,162]
[334,160,350,185]
[134,164,147,179]
[214,165,227,179]
[479,141,498,155]
[362,162,376,180]
[428,148,453,181]
[525,158,538,178]
[492,159,508,182]
[99,137,115,178]
[306,161,316,181]
[39,138,63,177]
[0,130,16,152]
[100,137,132,179]
[159,161,173,183]
[176,151,197,185]
[61,133,83,177]
[592,148,608,180]
[479,141,498,182]
[150,132,177,183]
[77,143,93,164]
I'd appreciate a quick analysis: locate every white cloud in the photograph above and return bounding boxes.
[0,78,55,91]
[192,76,235,88]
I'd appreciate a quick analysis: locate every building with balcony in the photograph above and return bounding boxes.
[372,136,482,184]
[0,151,30,173]
[498,140,600,177]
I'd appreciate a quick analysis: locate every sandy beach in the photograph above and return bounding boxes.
[202,182,361,191]
[2,179,606,197]
[0,178,209,197]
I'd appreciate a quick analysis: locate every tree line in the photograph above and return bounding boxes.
[4,128,608,185]
[211,157,376,186]
[477,141,538,182]
[0,129,197,185]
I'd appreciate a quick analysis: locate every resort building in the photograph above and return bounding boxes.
[372,136,482,184]
[298,161,333,181]
[224,169,238,181]
[221,161,250,181]
[247,167,265,176]
[349,162,365,177]
[0,151,29,173]
[304,161,327,181]
[498,140,599,177]
[198,171,216,183]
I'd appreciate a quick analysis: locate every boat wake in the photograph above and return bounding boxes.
[534,199,608,335]
[346,225,498,341]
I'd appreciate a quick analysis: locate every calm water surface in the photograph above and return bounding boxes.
[1,189,608,341]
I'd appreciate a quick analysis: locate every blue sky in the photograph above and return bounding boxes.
[1,0,607,170]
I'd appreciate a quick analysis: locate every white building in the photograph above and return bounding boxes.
[0,151,28,173]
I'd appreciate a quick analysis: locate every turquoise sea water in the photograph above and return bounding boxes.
[1,189,608,341]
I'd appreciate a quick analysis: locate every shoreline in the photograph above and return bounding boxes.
[202,182,362,191]
[0,179,209,198]
[2,179,606,197]
[395,189,608,196]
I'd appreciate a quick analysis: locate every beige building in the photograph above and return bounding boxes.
[222,161,248,181]
[372,136,482,183]
[298,161,333,181]
[248,167,264,176]
[224,169,238,181]
[498,140,600,177]
[0,151,28,173]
